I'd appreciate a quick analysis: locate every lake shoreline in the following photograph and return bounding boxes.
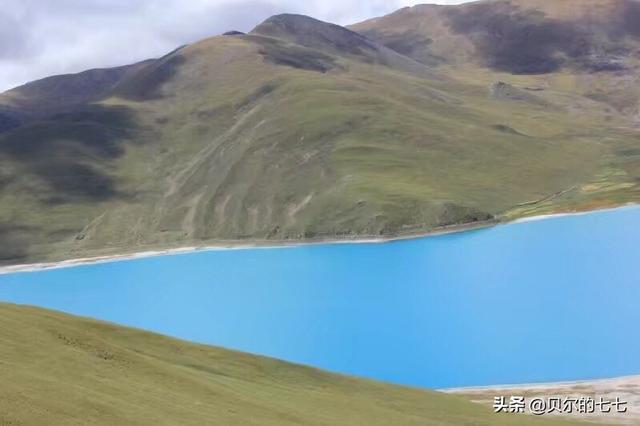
[444,374,640,424]
[2,203,639,398]
[441,374,640,393]
[1,202,638,275]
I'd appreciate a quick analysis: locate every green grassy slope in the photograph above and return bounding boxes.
[1,2,639,265]
[0,303,588,426]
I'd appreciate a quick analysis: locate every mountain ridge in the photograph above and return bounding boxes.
[352,0,640,76]
[0,1,639,265]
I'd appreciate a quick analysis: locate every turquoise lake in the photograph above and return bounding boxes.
[1,206,639,389]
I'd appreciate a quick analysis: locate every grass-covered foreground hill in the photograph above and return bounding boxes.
[0,303,588,425]
[1,0,640,265]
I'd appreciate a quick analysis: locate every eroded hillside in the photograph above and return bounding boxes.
[1,1,639,265]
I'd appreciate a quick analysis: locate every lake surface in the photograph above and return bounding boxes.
[1,206,639,389]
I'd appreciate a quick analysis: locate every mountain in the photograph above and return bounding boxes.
[0,61,153,130]
[251,14,432,75]
[352,0,640,71]
[351,0,640,111]
[1,1,639,265]
[0,303,587,425]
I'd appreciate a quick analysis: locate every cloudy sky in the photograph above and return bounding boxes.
[0,0,471,92]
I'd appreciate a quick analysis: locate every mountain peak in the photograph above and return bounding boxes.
[251,13,431,76]
[251,13,379,56]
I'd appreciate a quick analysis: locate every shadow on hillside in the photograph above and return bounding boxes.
[0,224,33,264]
[0,104,138,204]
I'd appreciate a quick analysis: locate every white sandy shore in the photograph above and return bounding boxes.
[511,203,639,223]
[442,374,640,393]
[1,203,638,276]
[445,375,640,425]
[0,236,401,275]
[0,222,490,275]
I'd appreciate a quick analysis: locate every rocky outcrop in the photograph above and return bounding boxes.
[489,81,548,107]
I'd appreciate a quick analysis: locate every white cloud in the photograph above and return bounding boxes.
[0,0,473,92]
